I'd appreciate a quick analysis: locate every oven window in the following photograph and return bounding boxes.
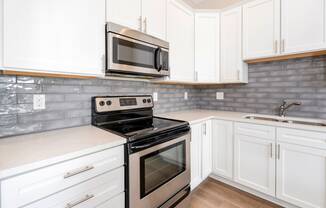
[112,37,156,69]
[140,141,186,198]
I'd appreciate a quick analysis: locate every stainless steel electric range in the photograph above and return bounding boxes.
[91,95,191,208]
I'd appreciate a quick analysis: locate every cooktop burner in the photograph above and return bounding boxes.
[91,95,190,142]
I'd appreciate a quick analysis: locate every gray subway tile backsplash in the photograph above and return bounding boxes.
[1,55,326,138]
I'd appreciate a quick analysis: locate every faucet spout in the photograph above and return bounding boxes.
[278,100,302,117]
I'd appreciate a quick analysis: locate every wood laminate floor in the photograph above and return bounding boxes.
[190,178,282,208]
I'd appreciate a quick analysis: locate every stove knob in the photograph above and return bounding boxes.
[147,99,152,103]
[143,99,147,103]
[106,100,112,106]
[99,101,105,106]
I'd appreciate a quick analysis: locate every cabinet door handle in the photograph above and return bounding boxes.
[66,194,94,208]
[138,16,143,31]
[270,143,273,158]
[195,71,198,81]
[274,40,278,54]
[64,165,94,179]
[203,123,207,135]
[281,39,285,53]
[277,144,281,160]
[143,17,147,33]
[237,70,240,81]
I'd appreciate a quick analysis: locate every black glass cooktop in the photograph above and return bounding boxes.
[98,117,188,140]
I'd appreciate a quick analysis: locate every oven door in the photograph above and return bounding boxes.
[129,133,190,208]
[107,33,169,77]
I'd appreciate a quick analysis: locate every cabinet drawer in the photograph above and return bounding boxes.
[1,146,124,208]
[235,122,275,141]
[277,128,326,150]
[24,167,124,208]
[97,192,125,208]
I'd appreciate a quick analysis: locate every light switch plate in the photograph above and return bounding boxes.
[153,92,158,102]
[216,92,224,100]
[184,92,188,100]
[33,94,46,110]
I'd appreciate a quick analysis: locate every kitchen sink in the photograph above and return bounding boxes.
[244,114,326,127]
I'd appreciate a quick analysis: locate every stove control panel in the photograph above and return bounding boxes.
[94,96,153,113]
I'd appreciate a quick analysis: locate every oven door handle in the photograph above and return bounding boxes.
[130,143,153,150]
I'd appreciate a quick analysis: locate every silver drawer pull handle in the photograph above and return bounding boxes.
[64,166,94,179]
[66,194,94,208]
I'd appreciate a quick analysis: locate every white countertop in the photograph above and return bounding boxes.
[0,126,126,180]
[159,110,326,133]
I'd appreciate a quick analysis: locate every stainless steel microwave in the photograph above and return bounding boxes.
[106,22,170,77]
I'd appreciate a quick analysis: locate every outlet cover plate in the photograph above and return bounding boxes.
[33,94,46,110]
[216,92,224,100]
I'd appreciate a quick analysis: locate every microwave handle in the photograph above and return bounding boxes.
[154,47,162,71]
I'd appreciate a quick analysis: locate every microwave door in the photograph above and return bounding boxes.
[108,33,163,76]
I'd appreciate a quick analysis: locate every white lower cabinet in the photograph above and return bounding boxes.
[0,146,125,208]
[190,120,212,190]
[211,119,233,179]
[24,167,124,208]
[276,128,326,208]
[234,123,276,196]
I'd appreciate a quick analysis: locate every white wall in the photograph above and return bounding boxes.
[183,0,243,9]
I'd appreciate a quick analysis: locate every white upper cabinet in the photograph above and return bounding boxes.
[281,0,326,54]
[142,0,167,40]
[195,12,220,82]
[4,0,106,76]
[107,0,167,40]
[106,0,142,31]
[220,7,248,83]
[167,0,194,82]
[0,0,3,69]
[212,120,233,179]
[243,0,281,59]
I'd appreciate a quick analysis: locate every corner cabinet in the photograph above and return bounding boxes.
[167,0,195,82]
[190,120,212,190]
[220,7,248,83]
[211,120,233,179]
[194,12,220,82]
[3,0,106,76]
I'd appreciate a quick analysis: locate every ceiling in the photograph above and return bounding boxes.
[183,0,243,9]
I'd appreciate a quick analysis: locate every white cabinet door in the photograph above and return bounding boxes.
[142,0,167,40]
[190,123,202,190]
[243,0,281,59]
[167,0,194,82]
[201,120,212,179]
[212,120,233,179]
[281,0,326,54]
[4,0,106,76]
[220,7,247,83]
[195,12,219,82]
[0,0,3,69]
[234,123,276,196]
[276,143,326,208]
[106,0,141,31]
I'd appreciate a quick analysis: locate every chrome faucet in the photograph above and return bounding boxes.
[278,100,302,117]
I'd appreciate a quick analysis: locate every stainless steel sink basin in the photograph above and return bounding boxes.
[244,114,326,127]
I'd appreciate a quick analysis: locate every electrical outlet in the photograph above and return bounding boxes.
[184,92,188,100]
[33,94,46,110]
[153,92,158,102]
[216,92,224,100]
